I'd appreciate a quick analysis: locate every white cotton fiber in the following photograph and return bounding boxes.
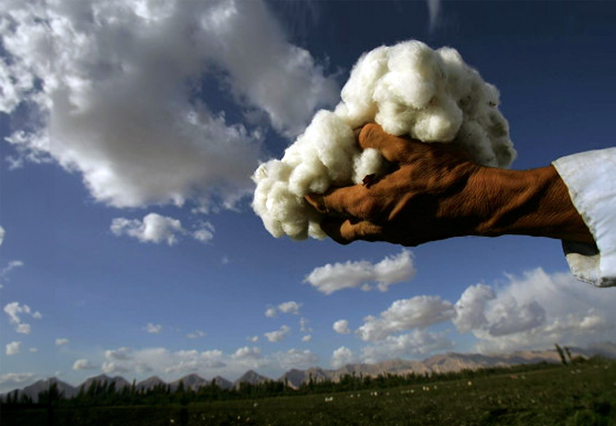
[253,40,517,240]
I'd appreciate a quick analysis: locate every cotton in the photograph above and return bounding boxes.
[253,40,516,239]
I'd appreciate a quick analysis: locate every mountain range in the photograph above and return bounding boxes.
[4,343,615,402]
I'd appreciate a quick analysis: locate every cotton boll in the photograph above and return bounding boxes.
[252,40,516,240]
[375,100,417,137]
[352,149,387,184]
[374,71,435,110]
[338,46,389,128]
[454,120,496,166]
[412,96,463,142]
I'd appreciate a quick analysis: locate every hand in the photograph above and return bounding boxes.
[305,123,594,247]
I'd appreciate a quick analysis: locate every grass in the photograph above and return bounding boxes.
[3,358,616,426]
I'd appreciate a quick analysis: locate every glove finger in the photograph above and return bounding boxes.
[321,217,384,244]
[358,123,421,163]
[305,185,368,218]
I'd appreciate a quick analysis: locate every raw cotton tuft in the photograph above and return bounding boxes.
[253,40,516,239]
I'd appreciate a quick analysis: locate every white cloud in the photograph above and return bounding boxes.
[16,323,31,334]
[278,301,302,315]
[231,346,262,361]
[299,317,312,334]
[0,372,34,385]
[452,284,496,334]
[331,346,356,368]
[1,0,337,213]
[55,338,70,346]
[333,319,351,334]
[6,341,21,355]
[305,250,416,295]
[0,372,35,393]
[301,335,312,342]
[265,301,303,318]
[73,359,96,370]
[357,296,455,341]
[186,330,206,339]
[264,325,291,343]
[65,345,318,382]
[453,268,616,353]
[0,226,4,246]
[144,323,162,334]
[3,302,41,333]
[102,362,130,375]
[0,260,24,281]
[361,330,455,364]
[111,213,195,245]
[29,348,38,353]
[105,347,132,361]
[247,335,259,343]
[191,222,215,243]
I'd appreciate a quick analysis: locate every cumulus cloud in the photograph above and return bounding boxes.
[191,222,216,243]
[357,296,455,341]
[29,348,38,353]
[361,330,455,364]
[331,346,357,368]
[265,301,302,317]
[55,338,70,346]
[3,302,42,334]
[278,301,302,315]
[247,335,259,343]
[453,268,616,353]
[253,40,515,239]
[111,213,214,245]
[231,346,262,361]
[0,226,4,246]
[105,347,132,361]
[333,319,351,334]
[144,323,163,334]
[301,335,312,342]
[264,325,291,343]
[452,284,496,334]
[305,250,416,295]
[73,359,96,370]
[6,341,21,355]
[1,0,337,213]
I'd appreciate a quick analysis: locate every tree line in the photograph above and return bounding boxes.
[1,353,594,408]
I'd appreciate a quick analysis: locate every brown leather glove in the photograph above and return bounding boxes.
[305,123,594,247]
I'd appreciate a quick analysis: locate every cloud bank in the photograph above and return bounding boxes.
[347,268,616,363]
[1,0,337,212]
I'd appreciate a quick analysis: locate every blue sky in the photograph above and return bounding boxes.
[1,0,616,393]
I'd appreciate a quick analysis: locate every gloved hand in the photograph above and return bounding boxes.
[305,123,594,247]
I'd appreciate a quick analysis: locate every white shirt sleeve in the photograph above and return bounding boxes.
[552,147,616,287]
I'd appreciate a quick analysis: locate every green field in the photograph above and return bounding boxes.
[4,359,616,426]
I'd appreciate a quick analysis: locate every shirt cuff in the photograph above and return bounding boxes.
[553,148,616,287]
